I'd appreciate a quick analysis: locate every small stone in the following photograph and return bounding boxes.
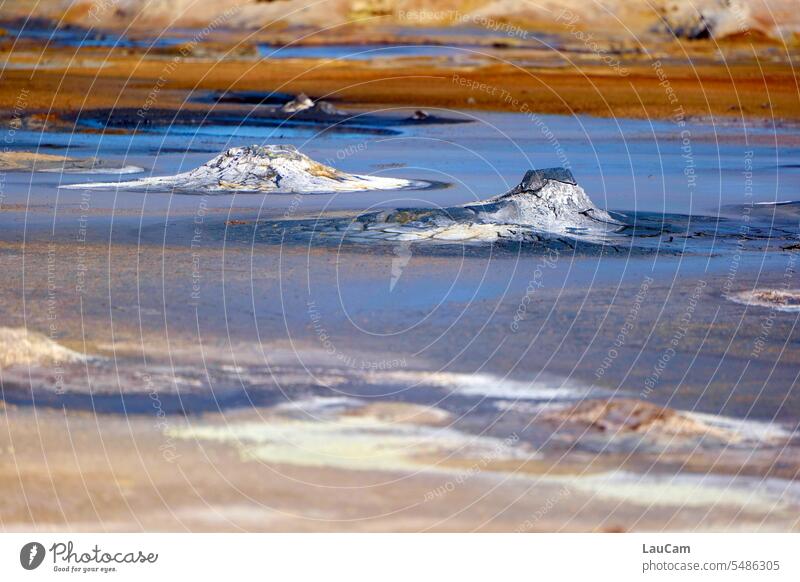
[280,93,314,113]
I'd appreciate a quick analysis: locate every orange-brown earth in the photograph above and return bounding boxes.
[0,40,798,123]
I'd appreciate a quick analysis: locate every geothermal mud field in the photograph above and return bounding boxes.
[1,108,798,532]
[0,5,799,533]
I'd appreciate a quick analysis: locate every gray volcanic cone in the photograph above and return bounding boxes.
[329,167,624,244]
[61,145,419,194]
[239,166,795,255]
[460,168,619,233]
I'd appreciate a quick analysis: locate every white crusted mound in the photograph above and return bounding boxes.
[330,168,624,245]
[461,168,620,234]
[0,327,85,369]
[60,145,418,194]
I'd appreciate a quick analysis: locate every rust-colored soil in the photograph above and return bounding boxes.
[1,43,798,122]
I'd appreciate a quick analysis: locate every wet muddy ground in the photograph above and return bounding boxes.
[1,107,798,531]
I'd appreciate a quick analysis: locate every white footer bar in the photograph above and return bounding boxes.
[1,533,797,581]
